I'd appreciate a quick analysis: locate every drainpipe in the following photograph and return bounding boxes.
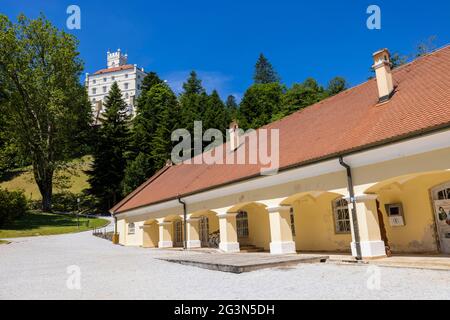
[114,215,117,234]
[178,197,188,250]
[339,156,362,260]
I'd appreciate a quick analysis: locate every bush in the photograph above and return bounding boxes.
[0,188,28,226]
[29,192,98,214]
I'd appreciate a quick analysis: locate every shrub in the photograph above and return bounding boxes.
[0,188,28,226]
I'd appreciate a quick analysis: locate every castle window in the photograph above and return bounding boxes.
[103,78,107,82]
[332,198,351,234]
[103,86,107,93]
[92,79,96,84]
[125,74,129,78]
[92,88,96,95]
[124,83,129,90]
[111,76,115,81]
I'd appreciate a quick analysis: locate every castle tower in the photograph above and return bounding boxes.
[107,49,128,68]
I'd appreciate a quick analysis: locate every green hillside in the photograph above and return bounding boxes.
[0,156,92,200]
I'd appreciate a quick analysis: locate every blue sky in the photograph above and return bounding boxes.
[2,0,450,100]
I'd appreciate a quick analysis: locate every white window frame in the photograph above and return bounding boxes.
[124,83,129,90]
[103,86,107,93]
[332,198,351,234]
[128,223,135,235]
[92,88,96,95]
[236,211,249,238]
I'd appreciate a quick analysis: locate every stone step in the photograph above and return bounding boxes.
[240,245,265,253]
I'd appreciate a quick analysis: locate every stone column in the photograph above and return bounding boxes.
[186,217,201,249]
[349,194,386,259]
[217,212,240,253]
[268,206,296,254]
[158,222,173,248]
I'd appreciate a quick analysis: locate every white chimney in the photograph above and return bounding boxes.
[228,121,239,151]
[372,48,394,103]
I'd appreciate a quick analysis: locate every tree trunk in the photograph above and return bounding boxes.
[35,167,54,212]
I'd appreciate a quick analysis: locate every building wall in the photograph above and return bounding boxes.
[292,193,352,252]
[374,172,450,253]
[86,66,146,117]
[115,146,450,253]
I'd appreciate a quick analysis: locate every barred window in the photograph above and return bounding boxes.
[236,211,249,238]
[437,188,450,200]
[128,223,135,235]
[333,198,351,233]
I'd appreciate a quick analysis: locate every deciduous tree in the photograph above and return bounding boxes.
[0,14,91,211]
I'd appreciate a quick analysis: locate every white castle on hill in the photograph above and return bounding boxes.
[85,49,146,125]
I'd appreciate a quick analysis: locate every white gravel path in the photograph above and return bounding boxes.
[0,231,449,300]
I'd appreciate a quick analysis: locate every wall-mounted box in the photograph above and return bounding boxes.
[385,203,406,227]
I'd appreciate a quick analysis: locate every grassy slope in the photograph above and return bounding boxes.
[0,156,92,200]
[0,211,109,239]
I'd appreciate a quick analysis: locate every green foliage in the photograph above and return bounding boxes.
[178,71,209,157]
[179,71,208,131]
[204,90,229,133]
[148,84,181,170]
[123,83,179,195]
[88,82,130,211]
[326,77,348,96]
[254,53,280,84]
[238,83,284,129]
[0,188,28,227]
[0,14,91,211]
[121,153,152,196]
[140,71,164,96]
[225,95,239,121]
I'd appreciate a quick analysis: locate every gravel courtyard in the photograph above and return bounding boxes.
[1,230,449,300]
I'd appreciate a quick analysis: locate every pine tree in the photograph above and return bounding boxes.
[122,83,180,195]
[140,71,163,97]
[253,53,280,84]
[149,84,180,170]
[179,71,208,157]
[121,152,152,196]
[88,82,130,211]
[204,90,228,132]
[225,95,239,122]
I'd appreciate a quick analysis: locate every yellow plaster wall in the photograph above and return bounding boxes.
[142,222,159,248]
[374,173,450,253]
[123,220,144,246]
[245,204,271,250]
[292,193,352,252]
[117,219,126,245]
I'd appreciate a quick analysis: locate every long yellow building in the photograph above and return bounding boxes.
[111,47,450,259]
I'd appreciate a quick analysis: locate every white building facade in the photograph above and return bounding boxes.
[85,49,146,124]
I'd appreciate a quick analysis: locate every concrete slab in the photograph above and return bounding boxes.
[303,252,450,271]
[157,252,329,273]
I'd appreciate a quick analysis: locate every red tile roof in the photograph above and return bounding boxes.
[111,45,450,214]
[94,64,134,75]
